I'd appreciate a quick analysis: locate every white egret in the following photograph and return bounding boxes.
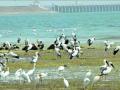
[15,68,22,83]
[63,77,69,88]
[21,70,31,83]
[31,52,39,63]
[0,67,10,81]
[85,69,92,78]
[83,77,90,89]
[92,75,101,86]
[26,63,36,76]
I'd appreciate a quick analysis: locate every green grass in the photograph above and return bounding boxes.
[0,46,120,90]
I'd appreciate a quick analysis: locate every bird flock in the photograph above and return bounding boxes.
[0,32,119,89]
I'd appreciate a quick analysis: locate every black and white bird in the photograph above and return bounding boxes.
[87,37,95,46]
[37,40,44,50]
[104,40,114,51]
[100,62,114,76]
[72,32,77,41]
[100,59,109,72]
[113,46,120,55]
[8,51,20,59]
[70,48,79,59]
[61,43,68,51]
[5,41,11,51]
[54,44,61,58]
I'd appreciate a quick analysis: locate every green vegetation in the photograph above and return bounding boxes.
[0,46,120,90]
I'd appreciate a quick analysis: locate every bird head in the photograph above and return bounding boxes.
[64,65,68,67]
[109,62,115,68]
[36,52,40,56]
[104,59,109,66]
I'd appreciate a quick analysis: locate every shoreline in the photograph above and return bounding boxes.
[0,6,53,15]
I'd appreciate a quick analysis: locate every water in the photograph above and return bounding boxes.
[0,65,119,83]
[0,12,120,44]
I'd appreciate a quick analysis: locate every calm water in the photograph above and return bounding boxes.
[0,12,120,43]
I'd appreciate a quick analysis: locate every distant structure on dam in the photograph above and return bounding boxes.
[50,1,120,12]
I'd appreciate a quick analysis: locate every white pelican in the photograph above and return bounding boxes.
[63,77,69,88]
[58,65,67,71]
[31,52,39,63]
[113,46,120,55]
[87,37,95,46]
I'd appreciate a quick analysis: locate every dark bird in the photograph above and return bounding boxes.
[87,37,95,46]
[113,46,120,55]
